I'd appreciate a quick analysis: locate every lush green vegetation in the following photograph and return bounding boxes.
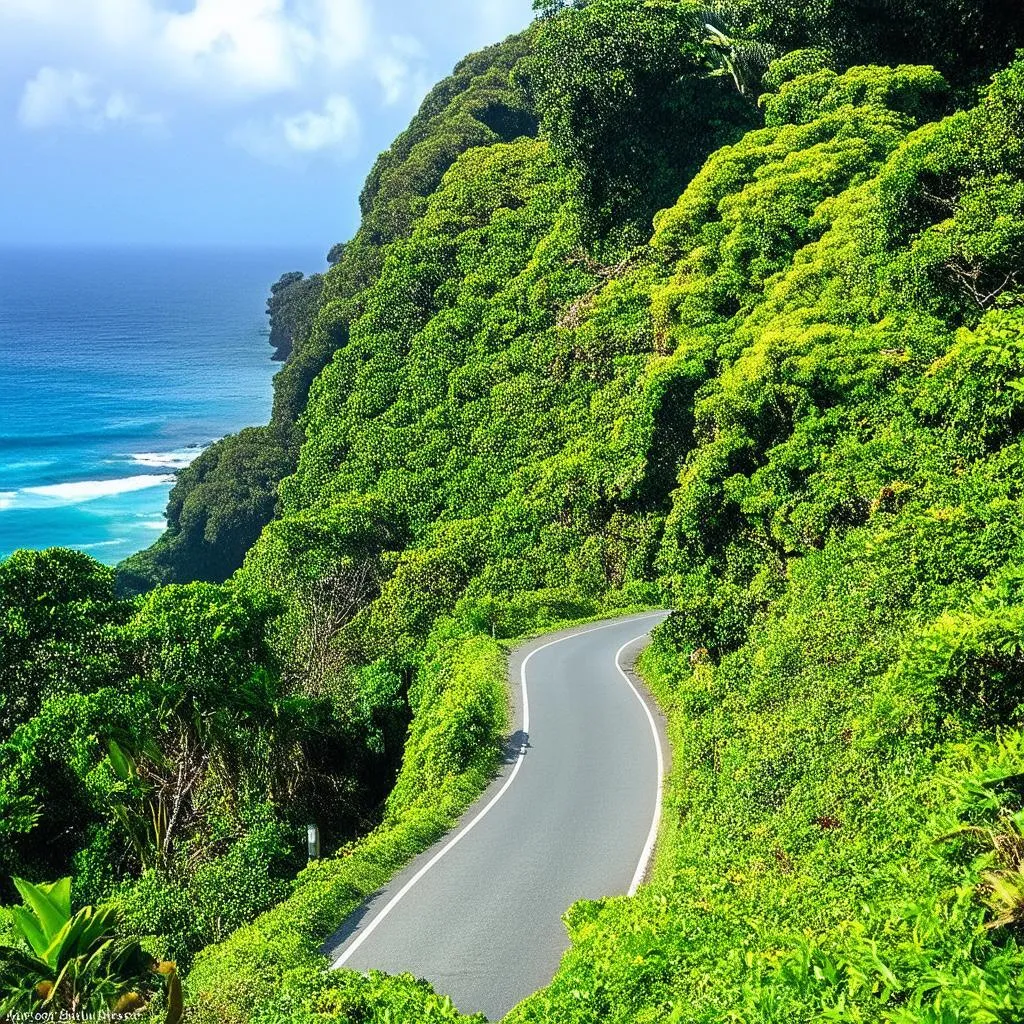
[118,34,539,593]
[4,0,1024,1019]
[0,547,410,967]
[267,270,327,363]
[185,628,507,1022]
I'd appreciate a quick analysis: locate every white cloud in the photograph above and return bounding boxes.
[18,67,95,129]
[0,0,534,165]
[102,90,165,129]
[282,94,359,151]
[373,35,429,106]
[17,66,161,131]
[231,93,359,163]
[374,54,408,105]
[310,0,373,69]
[0,0,373,102]
[161,0,311,96]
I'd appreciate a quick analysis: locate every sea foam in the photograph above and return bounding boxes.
[18,475,175,505]
[130,449,203,470]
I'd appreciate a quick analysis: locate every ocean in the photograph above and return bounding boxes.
[0,246,323,566]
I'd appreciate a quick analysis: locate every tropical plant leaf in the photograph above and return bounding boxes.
[12,877,71,944]
[51,907,117,967]
[107,739,135,781]
[8,905,49,961]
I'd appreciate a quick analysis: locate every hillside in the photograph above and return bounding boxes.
[3,0,1024,1020]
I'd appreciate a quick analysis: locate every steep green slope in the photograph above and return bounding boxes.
[498,61,1024,1023]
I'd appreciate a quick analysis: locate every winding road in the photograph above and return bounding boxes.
[324,610,670,1021]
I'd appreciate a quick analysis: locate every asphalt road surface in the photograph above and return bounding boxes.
[324,610,670,1021]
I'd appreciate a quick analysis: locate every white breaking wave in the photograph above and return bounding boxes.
[141,519,167,529]
[18,475,176,505]
[1,459,55,472]
[130,449,203,470]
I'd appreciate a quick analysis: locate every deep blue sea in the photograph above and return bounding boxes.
[0,246,323,565]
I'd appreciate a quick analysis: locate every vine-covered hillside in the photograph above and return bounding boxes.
[3,0,1024,1020]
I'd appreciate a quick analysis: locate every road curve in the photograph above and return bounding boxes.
[324,610,670,1021]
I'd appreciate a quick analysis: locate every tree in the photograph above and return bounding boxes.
[116,426,297,595]
[241,496,406,691]
[0,549,126,736]
[266,271,324,362]
[694,4,775,97]
[518,0,755,245]
[734,0,1024,86]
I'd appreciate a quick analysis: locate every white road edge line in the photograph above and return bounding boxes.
[617,634,666,895]
[330,610,667,970]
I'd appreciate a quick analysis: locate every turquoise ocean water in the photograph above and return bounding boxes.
[0,246,322,565]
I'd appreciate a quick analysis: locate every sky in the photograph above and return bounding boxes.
[0,0,535,250]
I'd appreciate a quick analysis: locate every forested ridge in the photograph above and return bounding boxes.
[3,0,1024,1019]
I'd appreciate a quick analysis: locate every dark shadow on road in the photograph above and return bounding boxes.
[322,889,384,958]
[503,729,530,763]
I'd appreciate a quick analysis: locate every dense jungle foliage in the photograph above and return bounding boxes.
[4,0,1024,1019]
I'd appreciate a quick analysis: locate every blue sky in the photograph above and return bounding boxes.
[0,0,534,250]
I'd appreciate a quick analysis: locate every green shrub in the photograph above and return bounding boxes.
[251,968,484,1024]
[454,587,601,638]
